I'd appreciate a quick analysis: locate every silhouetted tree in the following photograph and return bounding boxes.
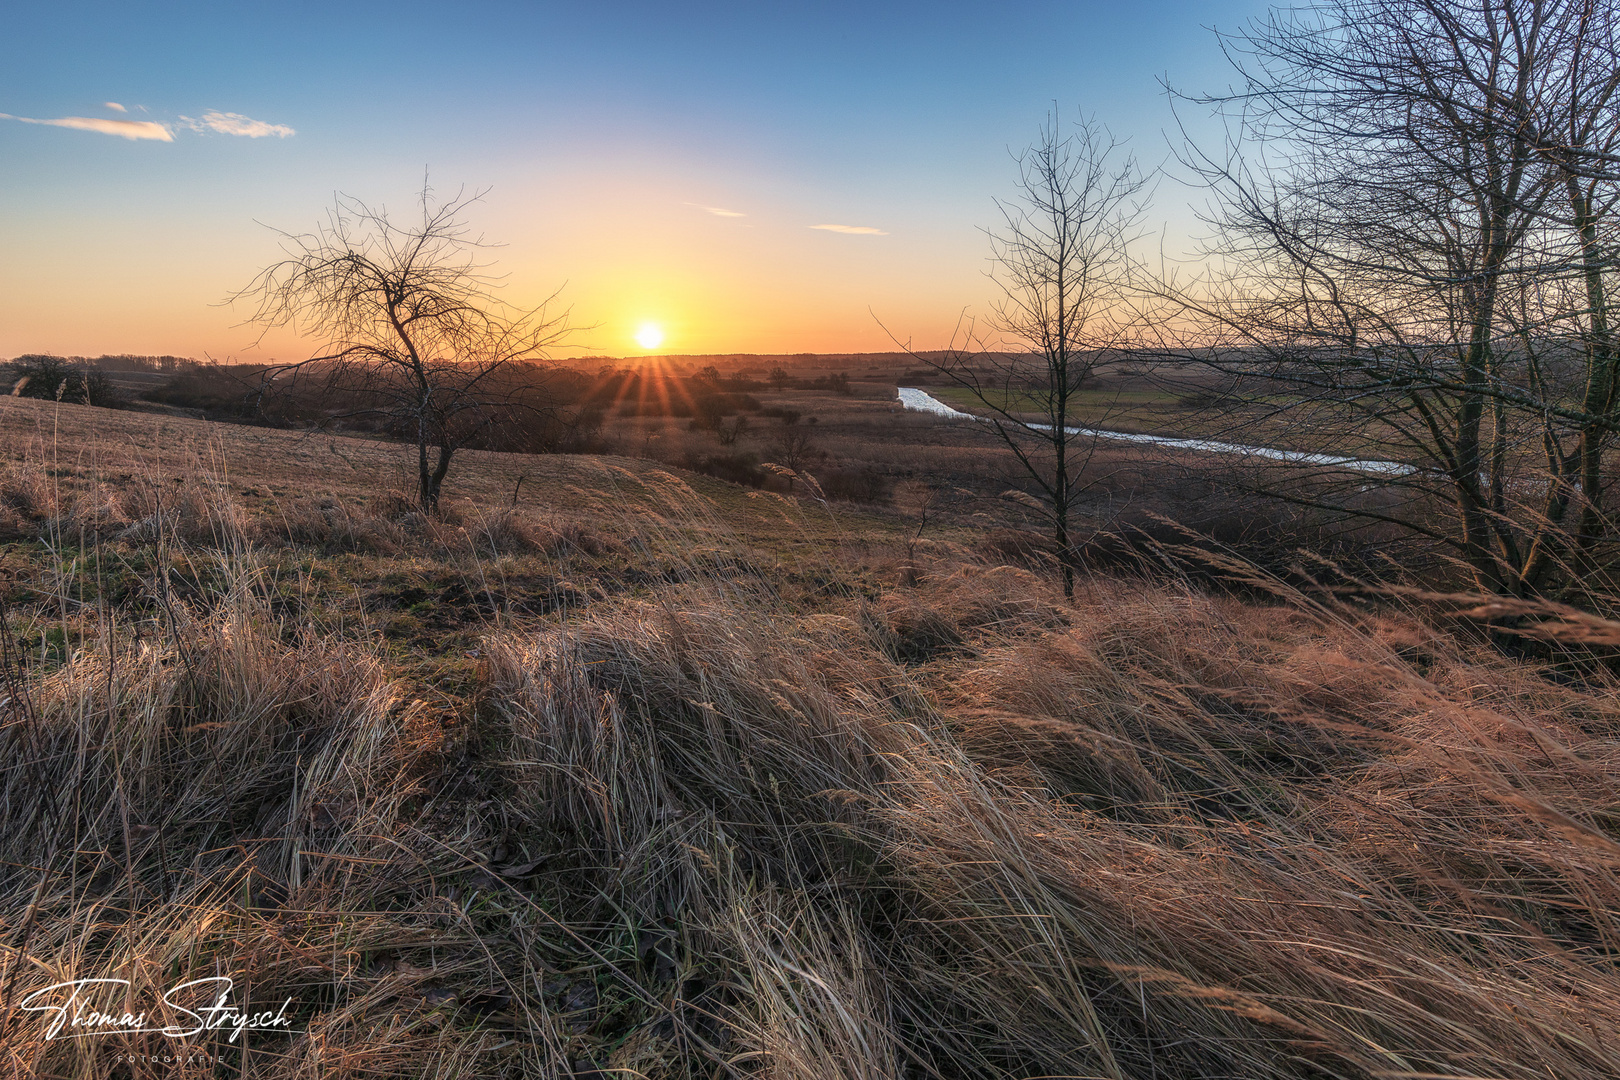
[235,185,569,510]
[768,429,824,474]
[918,112,1148,597]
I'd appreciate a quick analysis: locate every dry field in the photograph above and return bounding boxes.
[581,380,1304,541]
[3,396,1620,1079]
[0,396,900,546]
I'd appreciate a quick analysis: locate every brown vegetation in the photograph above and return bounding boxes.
[3,392,1620,1078]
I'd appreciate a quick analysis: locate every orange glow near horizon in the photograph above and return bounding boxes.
[0,4,1223,367]
[0,172,986,362]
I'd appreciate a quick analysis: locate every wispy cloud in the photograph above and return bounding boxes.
[179,111,295,138]
[0,113,173,141]
[103,101,126,113]
[810,223,888,235]
[685,202,746,218]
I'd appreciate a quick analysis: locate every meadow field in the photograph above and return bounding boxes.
[5,394,1620,1079]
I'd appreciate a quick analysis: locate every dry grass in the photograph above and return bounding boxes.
[0,395,912,555]
[0,579,490,1078]
[479,572,1620,1079]
[3,405,1620,1078]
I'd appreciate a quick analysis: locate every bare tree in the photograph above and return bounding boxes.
[1156,0,1620,606]
[235,185,569,511]
[768,428,824,474]
[919,112,1148,597]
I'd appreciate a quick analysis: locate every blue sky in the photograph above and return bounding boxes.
[0,0,1270,359]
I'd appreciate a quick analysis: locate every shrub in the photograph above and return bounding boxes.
[269,496,409,553]
[683,450,768,488]
[818,465,892,504]
[144,365,281,420]
[761,406,803,425]
[7,355,122,407]
[0,463,55,532]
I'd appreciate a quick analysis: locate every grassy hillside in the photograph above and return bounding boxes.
[3,398,1620,1079]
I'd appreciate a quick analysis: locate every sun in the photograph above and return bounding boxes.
[634,323,664,350]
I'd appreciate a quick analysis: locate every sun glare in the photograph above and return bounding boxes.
[635,323,665,350]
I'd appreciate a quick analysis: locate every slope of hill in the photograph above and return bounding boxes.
[3,397,1619,1080]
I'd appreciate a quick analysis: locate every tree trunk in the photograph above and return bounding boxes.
[1515,178,1615,596]
[1453,197,1515,595]
[1055,508,1075,599]
[426,442,454,512]
[417,413,434,512]
[1570,181,1616,567]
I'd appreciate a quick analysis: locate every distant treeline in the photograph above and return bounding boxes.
[6,353,203,375]
[3,355,138,407]
[3,354,208,406]
[573,351,956,371]
[585,364,850,406]
[1,355,852,456]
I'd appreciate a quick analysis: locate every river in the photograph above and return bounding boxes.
[896,387,1413,477]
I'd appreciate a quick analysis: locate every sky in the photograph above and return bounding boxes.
[0,0,1272,362]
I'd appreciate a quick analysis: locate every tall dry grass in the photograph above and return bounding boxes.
[4,459,1620,1078]
[480,564,1620,1079]
[0,587,496,1077]
[0,456,247,549]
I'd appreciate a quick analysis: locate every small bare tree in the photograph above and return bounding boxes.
[768,428,824,473]
[235,185,568,511]
[919,112,1148,597]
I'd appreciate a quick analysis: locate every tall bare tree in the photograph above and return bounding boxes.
[1159,0,1620,604]
[236,185,568,510]
[921,112,1148,597]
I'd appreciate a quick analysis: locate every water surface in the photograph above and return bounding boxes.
[896,387,1413,477]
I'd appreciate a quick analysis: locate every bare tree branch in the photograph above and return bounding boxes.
[1156,0,1620,607]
